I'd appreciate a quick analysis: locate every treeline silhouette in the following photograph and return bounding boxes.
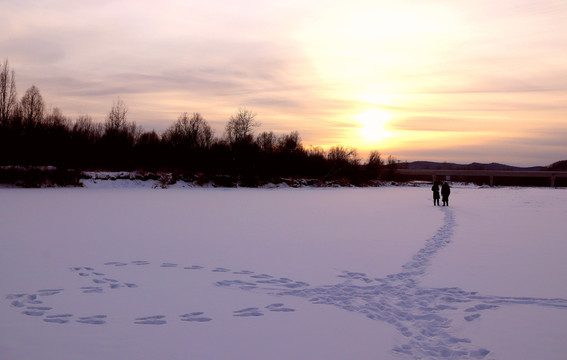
[0,60,396,187]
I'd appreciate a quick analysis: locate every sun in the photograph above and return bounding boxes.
[357,109,392,142]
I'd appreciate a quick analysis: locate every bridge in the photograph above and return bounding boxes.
[397,169,567,187]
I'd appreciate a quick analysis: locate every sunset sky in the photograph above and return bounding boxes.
[1,0,566,166]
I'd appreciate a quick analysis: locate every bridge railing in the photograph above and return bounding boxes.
[396,169,567,187]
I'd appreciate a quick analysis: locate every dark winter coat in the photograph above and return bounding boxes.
[441,183,450,197]
[432,184,440,199]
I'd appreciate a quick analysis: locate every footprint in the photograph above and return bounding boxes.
[448,337,472,344]
[43,314,73,324]
[22,310,46,316]
[6,293,27,300]
[9,294,44,306]
[265,303,296,312]
[47,314,73,318]
[257,278,286,284]
[135,315,166,325]
[184,265,204,270]
[464,314,481,322]
[43,318,69,324]
[180,312,212,322]
[465,304,499,312]
[212,267,230,273]
[23,294,37,302]
[233,270,254,275]
[233,307,264,317]
[81,286,103,294]
[216,280,258,290]
[77,315,107,325]
[132,260,150,265]
[104,262,128,267]
[257,278,302,287]
[71,266,94,271]
[338,272,373,283]
[160,263,178,268]
[251,274,272,279]
[10,300,26,308]
[283,281,309,289]
[470,349,491,359]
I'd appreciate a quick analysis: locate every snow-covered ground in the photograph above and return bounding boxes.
[1,185,566,360]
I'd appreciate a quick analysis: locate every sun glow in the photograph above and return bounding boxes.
[357,109,392,142]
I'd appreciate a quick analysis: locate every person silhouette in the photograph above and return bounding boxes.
[441,182,451,206]
[431,182,440,206]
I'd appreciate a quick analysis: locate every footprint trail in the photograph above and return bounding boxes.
[5,207,567,360]
[218,207,567,359]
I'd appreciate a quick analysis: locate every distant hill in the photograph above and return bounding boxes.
[547,160,567,171]
[401,161,545,171]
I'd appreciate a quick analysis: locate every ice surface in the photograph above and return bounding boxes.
[1,186,566,360]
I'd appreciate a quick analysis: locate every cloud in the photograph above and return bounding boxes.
[390,117,482,133]
[1,36,66,64]
[2,0,566,166]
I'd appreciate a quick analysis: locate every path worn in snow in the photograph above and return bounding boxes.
[219,207,567,359]
[6,207,567,360]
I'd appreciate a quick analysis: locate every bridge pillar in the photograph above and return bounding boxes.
[551,175,556,187]
[490,175,494,187]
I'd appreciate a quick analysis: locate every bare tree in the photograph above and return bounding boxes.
[44,107,69,129]
[327,145,358,164]
[20,85,44,127]
[162,112,214,150]
[306,145,326,159]
[104,98,128,135]
[0,59,17,126]
[387,155,398,171]
[366,150,384,179]
[277,131,302,153]
[72,114,103,143]
[137,130,160,146]
[256,131,277,153]
[225,108,259,145]
[367,150,383,167]
[102,98,142,149]
[189,112,213,149]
